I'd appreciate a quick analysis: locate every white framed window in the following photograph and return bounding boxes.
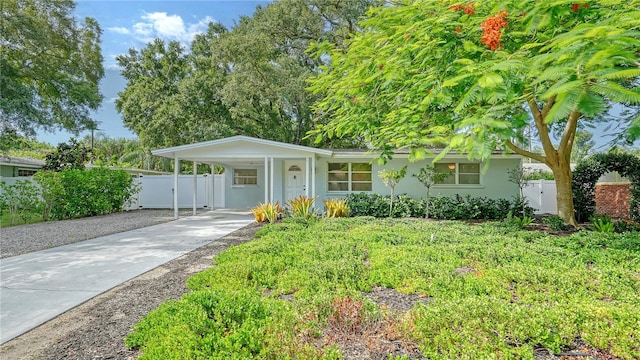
[328,162,372,192]
[17,168,38,176]
[233,168,258,185]
[434,162,480,185]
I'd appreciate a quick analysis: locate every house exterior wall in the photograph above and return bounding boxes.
[314,156,521,202]
[1,165,15,177]
[223,165,264,208]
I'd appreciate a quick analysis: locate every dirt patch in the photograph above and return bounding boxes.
[533,338,623,360]
[311,289,428,360]
[0,222,262,360]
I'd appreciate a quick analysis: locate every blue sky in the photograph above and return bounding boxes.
[37,0,269,145]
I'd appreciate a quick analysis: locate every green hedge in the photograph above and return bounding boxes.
[345,193,532,220]
[35,168,136,220]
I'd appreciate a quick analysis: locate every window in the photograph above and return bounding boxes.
[434,163,480,185]
[328,162,372,192]
[17,168,38,176]
[233,168,257,185]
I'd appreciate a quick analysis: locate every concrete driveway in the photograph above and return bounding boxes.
[0,209,254,344]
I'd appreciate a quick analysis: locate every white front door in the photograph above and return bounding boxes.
[285,161,305,203]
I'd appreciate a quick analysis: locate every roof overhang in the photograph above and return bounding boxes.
[151,135,332,163]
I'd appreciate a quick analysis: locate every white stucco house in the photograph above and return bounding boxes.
[151,135,521,218]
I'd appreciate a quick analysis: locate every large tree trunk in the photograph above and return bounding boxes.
[550,162,578,227]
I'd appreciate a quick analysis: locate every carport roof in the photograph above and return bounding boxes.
[151,135,333,163]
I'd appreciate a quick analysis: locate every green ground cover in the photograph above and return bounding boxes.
[126,218,640,359]
[0,211,43,227]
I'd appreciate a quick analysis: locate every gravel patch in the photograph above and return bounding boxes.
[0,209,208,259]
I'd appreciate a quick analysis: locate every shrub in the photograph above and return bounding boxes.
[0,179,43,225]
[542,215,566,231]
[589,215,615,233]
[613,220,640,233]
[344,193,530,220]
[323,198,350,218]
[288,195,317,220]
[35,168,136,220]
[251,202,284,224]
[503,211,534,229]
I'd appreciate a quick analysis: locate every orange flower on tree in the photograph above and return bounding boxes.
[481,10,508,50]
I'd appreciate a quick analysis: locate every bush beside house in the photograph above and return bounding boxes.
[0,168,137,225]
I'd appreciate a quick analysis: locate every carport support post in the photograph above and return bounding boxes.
[264,157,268,203]
[174,157,179,219]
[270,157,274,203]
[305,157,310,197]
[193,162,197,216]
[311,156,316,199]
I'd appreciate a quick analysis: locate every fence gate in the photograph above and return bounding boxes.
[523,180,557,214]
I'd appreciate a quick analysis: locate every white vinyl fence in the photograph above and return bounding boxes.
[523,180,557,214]
[127,174,225,210]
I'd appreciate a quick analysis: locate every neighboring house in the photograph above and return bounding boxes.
[0,156,44,177]
[152,136,521,217]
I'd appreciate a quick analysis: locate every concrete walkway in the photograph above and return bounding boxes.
[0,210,254,344]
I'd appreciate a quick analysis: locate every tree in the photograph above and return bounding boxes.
[116,31,233,150]
[571,130,595,163]
[1,0,104,136]
[413,166,449,219]
[507,167,527,217]
[310,1,640,227]
[115,0,380,149]
[215,0,381,147]
[43,139,90,172]
[378,166,407,217]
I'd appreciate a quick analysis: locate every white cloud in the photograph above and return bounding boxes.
[108,26,130,35]
[106,97,118,104]
[129,12,215,44]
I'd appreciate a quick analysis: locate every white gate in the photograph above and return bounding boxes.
[129,174,225,210]
[524,180,557,214]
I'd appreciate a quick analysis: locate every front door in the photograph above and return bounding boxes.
[285,161,306,203]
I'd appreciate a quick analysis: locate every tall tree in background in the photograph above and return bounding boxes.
[217,0,380,147]
[115,0,380,149]
[116,23,234,150]
[310,0,640,226]
[1,0,104,137]
[571,130,595,163]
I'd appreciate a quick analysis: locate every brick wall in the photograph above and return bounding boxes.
[595,183,632,219]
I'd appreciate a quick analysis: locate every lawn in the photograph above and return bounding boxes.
[126,218,640,359]
[0,211,43,227]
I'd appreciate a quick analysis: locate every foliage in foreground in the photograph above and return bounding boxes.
[126,218,640,359]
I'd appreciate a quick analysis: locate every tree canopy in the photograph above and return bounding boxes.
[1,0,104,137]
[115,0,381,150]
[309,0,640,226]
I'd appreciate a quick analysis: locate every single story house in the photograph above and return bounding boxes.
[152,136,521,218]
[0,156,45,177]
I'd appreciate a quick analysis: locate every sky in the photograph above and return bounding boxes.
[37,0,269,145]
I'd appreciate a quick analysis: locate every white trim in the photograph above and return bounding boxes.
[152,135,332,157]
